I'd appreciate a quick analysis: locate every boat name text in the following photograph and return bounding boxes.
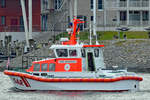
[13,78,24,86]
[58,60,77,63]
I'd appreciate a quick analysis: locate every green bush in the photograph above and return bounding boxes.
[56,31,149,41]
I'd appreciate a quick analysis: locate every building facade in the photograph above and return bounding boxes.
[41,0,69,32]
[41,0,150,31]
[0,0,41,32]
[0,0,41,42]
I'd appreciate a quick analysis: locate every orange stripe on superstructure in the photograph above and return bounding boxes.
[83,45,104,48]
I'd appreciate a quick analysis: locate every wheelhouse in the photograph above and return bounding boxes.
[26,19,106,73]
[26,44,106,73]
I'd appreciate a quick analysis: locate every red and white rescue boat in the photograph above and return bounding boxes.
[4,18,143,91]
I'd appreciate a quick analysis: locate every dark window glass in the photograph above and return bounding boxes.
[56,49,68,57]
[20,16,24,31]
[55,0,62,9]
[69,50,77,57]
[98,0,103,10]
[1,16,5,25]
[142,11,149,21]
[91,16,93,21]
[41,63,48,71]
[41,73,47,76]
[120,11,127,21]
[33,73,39,76]
[94,49,99,57]
[41,14,48,31]
[1,0,5,8]
[33,64,40,71]
[43,0,48,9]
[90,0,93,10]
[49,63,55,71]
[81,49,86,57]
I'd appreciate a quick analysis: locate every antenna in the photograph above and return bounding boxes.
[93,0,99,45]
[93,0,96,36]
[96,35,99,45]
[90,21,92,45]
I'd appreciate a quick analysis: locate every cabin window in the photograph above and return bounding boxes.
[33,64,40,71]
[33,73,39,76]
[69,50,77,57]
[41,63,48,71]
[81,49,86,57]
[94,49,99,57]
[49,63,55,71]
[56,49,68,57]
[41,73,47,76]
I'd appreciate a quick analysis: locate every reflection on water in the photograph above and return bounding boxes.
[1,73,150,100]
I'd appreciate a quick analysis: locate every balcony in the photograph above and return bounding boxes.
[119,1,149,8]
[120,21,127,26]
[129,1,149,7]
[120,21,149,26]
[119,1,127,7]
[0,25,41,32]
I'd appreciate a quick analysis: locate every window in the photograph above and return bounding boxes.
[98,0,103,10]
[69,50,77,57]
[81,49,86,57]
[41,14,48,31]
[142,11,149,21]
[91,16,93,21]
[20,16,24,31]
[1,0,5,8]
[90,0,93,10]
[129,11,140,21]
[33,64,40,71]
[54,0,62,9]
[41,63,48,71]
[49,63,55,71]
[33,73,39,76]
[1,16,5,25]
[77,16,87,30]
[56,49,68,57]
[94,49,99,57]
[41,73,47,76]
[120,11,127,21]
[43,0,49,10]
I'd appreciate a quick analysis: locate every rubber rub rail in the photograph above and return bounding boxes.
[4,70,143,83]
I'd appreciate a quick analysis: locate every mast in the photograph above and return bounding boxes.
[93,0,96,36]
[29,0,33,39]
[20,0,29,47]
[93,0,99,45]
[74,0,77,17]
[62,18,84,45]
[69,0,73,22]
[90,21,92,45]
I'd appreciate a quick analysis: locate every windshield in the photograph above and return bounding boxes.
[56,49,68,57]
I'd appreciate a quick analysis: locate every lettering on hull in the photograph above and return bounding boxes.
[12,77,31,88]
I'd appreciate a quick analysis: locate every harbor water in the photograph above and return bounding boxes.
[0,72,150,100]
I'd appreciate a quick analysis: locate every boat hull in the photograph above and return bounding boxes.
[8,75,140,91]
